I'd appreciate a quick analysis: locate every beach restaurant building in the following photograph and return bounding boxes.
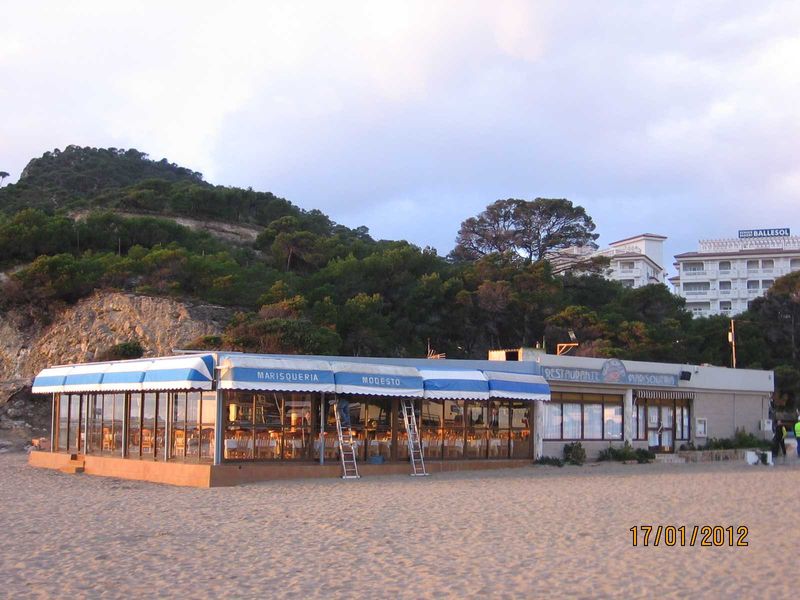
[28,351,773,486]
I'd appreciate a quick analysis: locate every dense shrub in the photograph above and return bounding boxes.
[96,340,145,361]
[702,428,771,450]
[563,441,586,465]
[597,442,637,462]
[534,456,564,467]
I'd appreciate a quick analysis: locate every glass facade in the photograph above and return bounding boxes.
[213,392,534,462]
[224,391,316,461]
[51,391,216,463]
[49,386,694,463]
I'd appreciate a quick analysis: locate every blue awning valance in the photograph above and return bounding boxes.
[483,371,550,401]
[218,356,335,393]
[419,369,489,400]
[332,362,423,397]
[31,355,215,394]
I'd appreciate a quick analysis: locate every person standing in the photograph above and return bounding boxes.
[773,421,787,463]
[795,419,800,458]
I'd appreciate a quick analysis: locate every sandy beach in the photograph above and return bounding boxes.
[1,454,796,598]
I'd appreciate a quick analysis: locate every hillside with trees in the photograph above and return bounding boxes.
[0,146,797,409]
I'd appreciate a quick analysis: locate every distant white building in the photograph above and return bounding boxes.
[670,228,800,317]
[553,233,667,288]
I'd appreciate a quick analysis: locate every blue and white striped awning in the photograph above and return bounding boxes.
[483,371,550,401]
[31,355,215,394]
[332,362,423,397]
[419,369,489,400]
[218,356,335,392]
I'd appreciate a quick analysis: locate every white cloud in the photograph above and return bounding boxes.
[0,1,799,274]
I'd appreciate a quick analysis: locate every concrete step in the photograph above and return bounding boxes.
[654,454,687,464]
[59,465,85,474]
[59,455,86,474]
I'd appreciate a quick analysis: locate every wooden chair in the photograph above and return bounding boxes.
[102,427,114,451]
[141,429,154,454]
[173,429,186,456]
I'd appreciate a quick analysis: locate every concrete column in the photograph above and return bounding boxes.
[50,394,56,452]
[533,400,544,461]
[623,388,634,444]
[213,389,223,465]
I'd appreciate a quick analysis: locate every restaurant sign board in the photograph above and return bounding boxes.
[541,358,678,387]
[738,228,790,239]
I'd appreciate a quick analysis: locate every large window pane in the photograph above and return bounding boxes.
[637,405,646,440]
[442,400,464,459]
[254,393,281,460]
[421,427,442,459]
[682,406,690,440]
[487,401,509,458]
[128,394,141,457]
[99,394,113,454]
[224,392,252,460]
[544,403,562,439]
[583,404,602,439]
[58,395,69,450]
[69,394,82,452]
[465,402,486,458]
[563,403,581,439]
[283,394,312,460]
[142,393,156,457]
[603,404,622,440]
[510,402,528,430]
[171,393,187,459]
[365,398,391,462]
[421,400,443,459]
[111,393,125,456]
[87,394,102,454]
[187,392,201,458]
[200,392,216,461]
[510,430,531,458]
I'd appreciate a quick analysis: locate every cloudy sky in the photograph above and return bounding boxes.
[1,1,799,274]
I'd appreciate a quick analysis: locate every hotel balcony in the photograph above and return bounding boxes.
[683,290,712,297]
[680,269,707,278]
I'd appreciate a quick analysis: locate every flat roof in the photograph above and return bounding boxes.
[608,252,664,269]
[39,351,774,394]
[676,248,800,259]
[609,233,667,245]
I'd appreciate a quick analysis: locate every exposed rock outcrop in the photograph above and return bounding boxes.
[0,291,232,449]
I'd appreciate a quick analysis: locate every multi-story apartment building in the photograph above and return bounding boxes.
[552,233,667,288]
[671,229,800,317]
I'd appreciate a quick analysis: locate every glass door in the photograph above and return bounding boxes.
[660,406,674,452]
[647,405,660,450]
[646,402,675,453]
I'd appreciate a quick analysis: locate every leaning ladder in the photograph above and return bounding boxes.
[400,398,428,476]
[333,399,360,479]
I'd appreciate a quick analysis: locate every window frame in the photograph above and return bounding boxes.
[544,392,624,441]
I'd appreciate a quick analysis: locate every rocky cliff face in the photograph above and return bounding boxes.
[0,292,231,450]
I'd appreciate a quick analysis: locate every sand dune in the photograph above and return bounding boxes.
[1,453,796,598]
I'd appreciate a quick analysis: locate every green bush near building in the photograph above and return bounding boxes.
[598,442,655,464]
[701,428,771,451]
[563,441,586,465]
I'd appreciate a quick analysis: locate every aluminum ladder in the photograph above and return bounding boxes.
[400,398,428,477]
[333,399,360,479]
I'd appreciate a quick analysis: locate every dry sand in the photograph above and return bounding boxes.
[1,453,797,598]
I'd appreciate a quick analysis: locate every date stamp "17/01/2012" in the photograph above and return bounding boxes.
[630,525,749,547]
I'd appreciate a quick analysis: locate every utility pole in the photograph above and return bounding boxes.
[728,319,737,368]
